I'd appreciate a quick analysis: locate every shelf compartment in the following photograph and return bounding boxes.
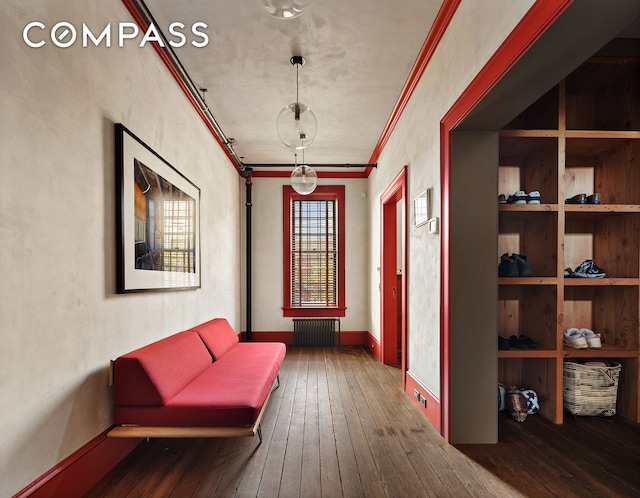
[499,136,558,204]
[499,357,558,422]
[565,56,640,131]
[498,285,557,349]
[563,286,639,351]
[565,211,640,279]
[565,137,640,204]
[503,86,559,130]
[499,211,558,277]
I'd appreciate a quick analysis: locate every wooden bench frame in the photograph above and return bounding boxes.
[107,368,279,444]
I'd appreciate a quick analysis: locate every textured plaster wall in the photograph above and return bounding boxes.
[368,0,535,399]
[0,1,242,495]
[248,177,369,334]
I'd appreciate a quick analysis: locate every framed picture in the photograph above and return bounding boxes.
[115,123,201,293]
[413,189,431,227]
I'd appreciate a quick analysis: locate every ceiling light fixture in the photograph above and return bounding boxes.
[276,55,317,150]
[260,0,315,19]
[290,151,317,195]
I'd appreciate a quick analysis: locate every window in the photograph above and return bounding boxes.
[283,185,346,317]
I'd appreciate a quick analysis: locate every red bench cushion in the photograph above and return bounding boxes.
[113,331,212,406]
[114,342,286,426]
[190,317,239,360]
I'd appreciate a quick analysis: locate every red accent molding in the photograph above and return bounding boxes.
[367,0,462,169]
[439,0,573,442]
[380,167,407,382]
[13,428,139,498]
[368,333,381,361]
[405,371,441,432]
[120,0,239,171]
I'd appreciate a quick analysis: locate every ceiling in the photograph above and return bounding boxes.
[143,0,445,170]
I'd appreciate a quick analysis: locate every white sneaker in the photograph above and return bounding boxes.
[564,328,588,349]
[580,328,601,348]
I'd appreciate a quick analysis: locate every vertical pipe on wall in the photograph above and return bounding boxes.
[244,168,253,342]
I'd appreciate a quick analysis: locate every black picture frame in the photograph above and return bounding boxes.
[115,123,201,293]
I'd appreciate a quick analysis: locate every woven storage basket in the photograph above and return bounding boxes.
[563,361,621,417]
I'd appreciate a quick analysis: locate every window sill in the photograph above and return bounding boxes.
[282,307,346,318]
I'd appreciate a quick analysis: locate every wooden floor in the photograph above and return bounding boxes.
[87,347,640,497]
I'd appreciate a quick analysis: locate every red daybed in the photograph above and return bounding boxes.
[108,318,286,441]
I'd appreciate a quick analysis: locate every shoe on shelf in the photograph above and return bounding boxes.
[498,194,507,204]
[563,267,576,278]
[498,336,511,350]
[586,193,600,205]
[580,328,602,348]
[509,335,529,349]
[566,193,587,204]
[527,191,541,204]
[573,259,606,278]
[498,253,519,277]
[513,254,533,277]
[507,190,528,204]
[517,335,539,348]
[564,327,588,349]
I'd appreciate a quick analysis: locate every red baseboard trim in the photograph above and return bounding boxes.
[240,330,370,347]
[367,333,381,361]
[13,428,139,498]
[405,371,441,432]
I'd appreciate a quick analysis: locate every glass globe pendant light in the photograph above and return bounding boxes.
[290,152,317,195]
[259,0,315,19]
[276,56,317,150]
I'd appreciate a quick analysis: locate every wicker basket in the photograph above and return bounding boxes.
[563,361,621,417]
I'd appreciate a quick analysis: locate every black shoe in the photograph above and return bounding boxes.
[499,253,519,277]
[566,193,587,204]
[498,336,511,350]
[518,335,539,348]
[513,254,533,277]
[573,259,606,278]
[509,335,529,349]
[587,193,600,204]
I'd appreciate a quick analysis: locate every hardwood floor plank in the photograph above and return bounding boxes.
[316,348,343,498]
[323,347,367,497]
[278,350,308,497]
[333,348,391,497]
[86,347,640,498]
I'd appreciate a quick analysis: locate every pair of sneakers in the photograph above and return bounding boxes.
[499,190,540,204]
[563,327,601,349]
[499,253,533,277]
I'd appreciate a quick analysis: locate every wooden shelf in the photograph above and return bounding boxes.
[564,278,640,286]
[564,204,640,213]
[498,349,557,359]
[499,277,558,285]
[498,55,640,425]
[499,204,558,212]
[562,345,639,358]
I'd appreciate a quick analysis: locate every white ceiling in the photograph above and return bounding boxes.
[144,0,445,169]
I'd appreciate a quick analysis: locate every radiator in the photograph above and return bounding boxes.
[293,318,339,347]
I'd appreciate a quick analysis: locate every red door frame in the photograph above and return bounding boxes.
[380,167,407,384]
[439,0,572,441]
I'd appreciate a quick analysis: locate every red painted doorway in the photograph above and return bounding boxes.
[380,167,407,385]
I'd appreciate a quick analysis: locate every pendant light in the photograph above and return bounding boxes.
[260,0,315,19]
[276,55,317,150]
[290,152,317,195]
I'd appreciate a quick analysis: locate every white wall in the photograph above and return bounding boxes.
[368,0,535,399]
[249,177,369,334]
[0,1,242,495]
